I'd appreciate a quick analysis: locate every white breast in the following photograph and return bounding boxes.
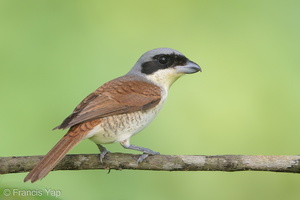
[85,88,168,144]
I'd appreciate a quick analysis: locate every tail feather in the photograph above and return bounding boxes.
[24,125,88,183]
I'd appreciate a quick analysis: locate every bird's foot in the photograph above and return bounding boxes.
[97,144,110,163]
[120,141,160,163]
[137,151,160,163]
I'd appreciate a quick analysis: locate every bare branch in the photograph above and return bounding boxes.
[1,154,300,175]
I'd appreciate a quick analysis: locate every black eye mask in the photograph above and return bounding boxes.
[141,53,188,75]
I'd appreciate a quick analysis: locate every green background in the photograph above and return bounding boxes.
[1,0,300,199]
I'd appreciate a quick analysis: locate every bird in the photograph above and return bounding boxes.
[24,47,201,183]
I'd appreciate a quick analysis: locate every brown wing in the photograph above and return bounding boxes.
[53,77,162,130]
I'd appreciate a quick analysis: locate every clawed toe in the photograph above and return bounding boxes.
[99,149,110,163]
[97,144,110,163]
[137,152,160,163]
[137,154,149,163]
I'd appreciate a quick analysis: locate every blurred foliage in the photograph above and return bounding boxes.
[1,0,300,199]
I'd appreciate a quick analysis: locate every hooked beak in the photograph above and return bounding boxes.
[175,60,202,74]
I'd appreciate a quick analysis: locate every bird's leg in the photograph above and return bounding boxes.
[96,144,110,163]
[120,139,160,163]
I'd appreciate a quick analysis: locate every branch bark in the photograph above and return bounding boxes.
[1,154,300,175]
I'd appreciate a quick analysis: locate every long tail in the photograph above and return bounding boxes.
[24,124,90,183]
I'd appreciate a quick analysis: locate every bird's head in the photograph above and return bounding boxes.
[127,48,201,89]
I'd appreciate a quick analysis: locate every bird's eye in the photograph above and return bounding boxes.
[158,55,169,65]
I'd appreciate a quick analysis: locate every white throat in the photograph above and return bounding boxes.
[145,68,183,91]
